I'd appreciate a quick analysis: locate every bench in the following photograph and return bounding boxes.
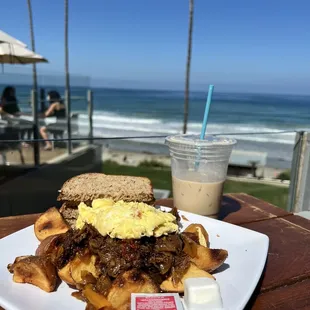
[47,113,79,148]
[229,150,268,177]
[153,189,170,200]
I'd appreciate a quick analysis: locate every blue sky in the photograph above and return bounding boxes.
[0,0,310,94]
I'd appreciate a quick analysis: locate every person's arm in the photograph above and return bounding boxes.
[44,103,57,118]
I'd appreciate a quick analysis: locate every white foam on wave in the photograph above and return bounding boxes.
[77,111,301,145]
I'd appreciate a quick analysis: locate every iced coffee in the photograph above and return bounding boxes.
[165,135,236,217]
[172,177,224,217]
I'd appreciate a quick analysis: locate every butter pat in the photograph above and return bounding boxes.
[184,278,223,310]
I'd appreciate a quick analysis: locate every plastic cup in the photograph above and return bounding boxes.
[165,134,236,218]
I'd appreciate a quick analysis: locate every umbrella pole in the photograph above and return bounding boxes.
[27,0,40,166]
[31,89,40,165]
[65,0,72,154]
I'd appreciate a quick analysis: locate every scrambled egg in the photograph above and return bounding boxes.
[75,199,178,239]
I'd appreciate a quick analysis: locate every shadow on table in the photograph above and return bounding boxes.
[218,196,242,221]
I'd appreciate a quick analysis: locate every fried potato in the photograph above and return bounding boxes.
[83,284,112,309]
[190,245,228,272]
[107,269,159,309]
[70,254,99,284]
[58,262,75,286]
[8,255,57,292]
[184,224,209,247]
[34,207,69,241]
[116,305,130,310]
[7,255,31,272]
[160,262,214,293]
[35,234,63,256]
[182,233,198,258]
[95,274,112,295]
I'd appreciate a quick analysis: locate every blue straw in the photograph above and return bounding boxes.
[200,85,214,140]
[195,85,214,169]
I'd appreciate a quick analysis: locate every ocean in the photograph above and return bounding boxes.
[3,85,310,169]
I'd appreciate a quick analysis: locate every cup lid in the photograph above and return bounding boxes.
[165,134,237,148]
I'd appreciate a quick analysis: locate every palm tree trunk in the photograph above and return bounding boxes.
[183,0,194,134]
[65,0,72,153]
[27,0,40,165]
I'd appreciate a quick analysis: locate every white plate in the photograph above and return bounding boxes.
[0,208,269,310]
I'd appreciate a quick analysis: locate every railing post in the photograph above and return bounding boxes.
[65,89,72,154]
[87,89,93,144]
[40,88,46,113]
[31,89,40,166]
[288,131,310,212]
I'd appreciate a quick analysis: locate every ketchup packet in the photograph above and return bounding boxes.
[131,293,184,310]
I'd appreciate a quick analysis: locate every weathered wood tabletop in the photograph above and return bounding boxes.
[1,193,310,310]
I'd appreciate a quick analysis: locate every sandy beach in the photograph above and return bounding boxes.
[0,143,287,181]
[101,148,171,167]
[101,147,286,179]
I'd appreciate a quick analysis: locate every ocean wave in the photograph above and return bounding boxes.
[76,111,301,145]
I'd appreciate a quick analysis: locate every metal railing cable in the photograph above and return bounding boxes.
[0,130,300,144]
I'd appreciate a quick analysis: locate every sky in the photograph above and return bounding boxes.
[0,0,310,94]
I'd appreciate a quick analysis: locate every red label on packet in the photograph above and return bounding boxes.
[131,293,183,310]
[136,296,177,310]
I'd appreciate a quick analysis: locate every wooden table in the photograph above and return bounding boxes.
[1,193,310,310]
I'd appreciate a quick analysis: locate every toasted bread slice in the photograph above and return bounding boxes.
[57,173,155,205]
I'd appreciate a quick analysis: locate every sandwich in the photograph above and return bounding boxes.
[8,172,228,310]
[58,173,155,228]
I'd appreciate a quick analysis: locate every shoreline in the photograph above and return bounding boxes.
[101,147,286,179]
[0,138,289,180]
[96,137,293,170]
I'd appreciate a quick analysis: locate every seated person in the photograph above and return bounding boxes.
[0,86,21,118]
[0,86,31,147]
[40,90,66,150]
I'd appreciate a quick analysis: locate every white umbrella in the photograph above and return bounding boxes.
[0,30,27,47]
[0,42,47,64]
[0,29,47,64]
